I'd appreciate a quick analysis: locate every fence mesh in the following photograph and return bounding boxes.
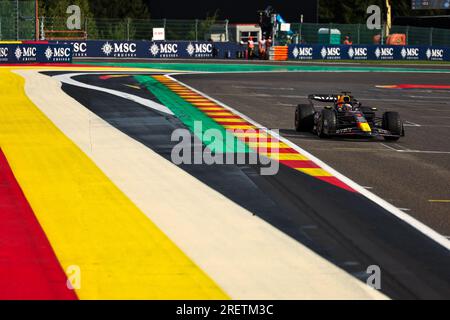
[1,2,450,47]
[41,17,227,41]
[0,1,35,40]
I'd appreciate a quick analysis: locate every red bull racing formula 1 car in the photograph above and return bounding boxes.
[295,93,405,141]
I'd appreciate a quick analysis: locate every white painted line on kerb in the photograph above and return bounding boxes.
[166,73,450,251]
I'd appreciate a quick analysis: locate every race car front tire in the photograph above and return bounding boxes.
[317,108,337,138]
[382,112,403,141]
[295,104,315,132]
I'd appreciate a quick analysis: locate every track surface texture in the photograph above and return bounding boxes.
[49,71,450,299]
[176,72,450,236]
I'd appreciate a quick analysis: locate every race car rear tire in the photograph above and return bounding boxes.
[318,108,337,138]
[295,104,315,132]
[382,112,403,141]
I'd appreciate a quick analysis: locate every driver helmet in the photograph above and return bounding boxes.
[337,95,351,106]
[342,103,353,111]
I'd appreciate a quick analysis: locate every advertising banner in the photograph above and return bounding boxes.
[288,44,450,62]
[0,44,73,64]
[54,40,243,59]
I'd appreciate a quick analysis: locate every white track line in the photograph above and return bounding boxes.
[166,73,450,251]
[53,72,174,116]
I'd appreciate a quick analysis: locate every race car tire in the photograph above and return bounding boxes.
[318,108,337,138]
[382,112,403,141]
[295,104,315,132]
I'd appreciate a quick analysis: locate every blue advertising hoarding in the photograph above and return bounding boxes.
[55,40,243,59]
[288,44,450,62]
[60,40,450,62]
[0,44,72,64]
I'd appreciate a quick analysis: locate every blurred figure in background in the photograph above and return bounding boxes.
[343,36,353,45]
[248,36,255,59]
[258,36,267,60]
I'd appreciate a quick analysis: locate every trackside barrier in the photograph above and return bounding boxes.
[52,40,244,59]
[0,43,72,64]
[269,46,289,61]
[288,44,450,62]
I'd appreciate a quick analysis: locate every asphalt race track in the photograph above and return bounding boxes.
[176,71,450,236]
[47,71,450,299]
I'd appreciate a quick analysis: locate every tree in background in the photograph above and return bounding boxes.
[39,0,150,39]
[88,0,150,19]
[185,10,219,41]
[39,0,97,37]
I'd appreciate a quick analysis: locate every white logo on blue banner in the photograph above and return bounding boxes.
[150,43,160,56]
[0,47,9,62]
[14,46,37,62]
[149,42,178,58]
[186,43,213,58]
[101,42,113,56]
[73,42,88,57]
[375,47,394,60]
[186,43,195,56]
[348,47,368,60]
[292,46,313,60]
[401,47,420,60]
[321,46,340,60]
[101,42,136,58]
[45,46,71,62]
[426,48,444,61]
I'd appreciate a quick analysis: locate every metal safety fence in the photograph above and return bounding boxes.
[1,0,449,47]
[41,17,229,42]
[0,1,35,40]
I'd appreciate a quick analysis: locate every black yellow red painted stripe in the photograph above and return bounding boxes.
[153,75,355,192]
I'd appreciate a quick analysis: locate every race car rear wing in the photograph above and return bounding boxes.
[308,94,338,102]
[308,93,356,103]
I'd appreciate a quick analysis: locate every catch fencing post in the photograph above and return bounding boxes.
[329,22,332,44]
[0,17,2,40]
[429,27,433,46]
[85,17,88,40]
[406,25,409,45]
[357,23,360,45]
[16,0,19,40]
[40,16,44,40]
[225,19,229,41]
[195,19,198,41]
[127,18,130,41]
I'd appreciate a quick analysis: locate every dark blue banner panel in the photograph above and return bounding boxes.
[288,44,450,61]
[0,44,72,64]
[54,40,243,59]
